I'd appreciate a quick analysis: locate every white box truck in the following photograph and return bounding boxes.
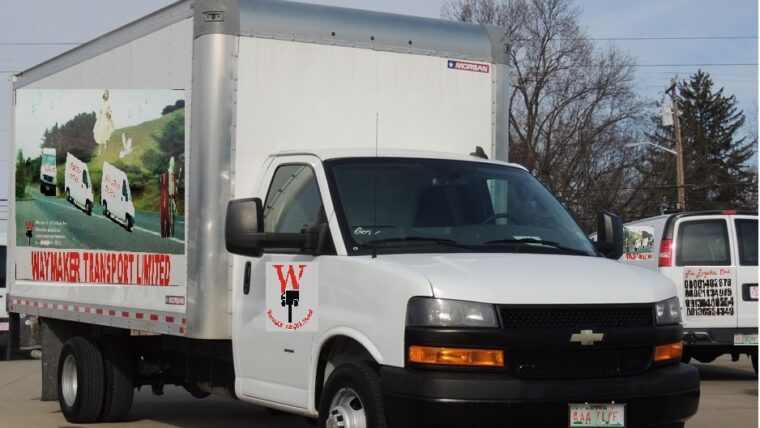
[618,211,758,373]
[64,153,94,215]
[101,161,135,231]
[39,148,57,196]
[8,0,699,426]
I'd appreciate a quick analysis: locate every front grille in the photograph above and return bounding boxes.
[507,346,652,379]
[499,306,654,328]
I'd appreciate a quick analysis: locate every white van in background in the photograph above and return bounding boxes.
[64,153,94,215]
[101,162,135,231]
[620,210,758,373]
[39,148,57,196]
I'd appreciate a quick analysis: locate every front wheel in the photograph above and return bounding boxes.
[85,201,93,216]
[126,215,134,232]
[319,362,387,428]
[57,337,105,423]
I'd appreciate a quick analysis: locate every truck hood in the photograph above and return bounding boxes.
[378,253,675,304]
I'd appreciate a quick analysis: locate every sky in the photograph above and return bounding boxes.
[1,0,758,231]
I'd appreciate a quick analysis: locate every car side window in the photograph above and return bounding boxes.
[264,164,325,233]
[676,220,731,266]
[735,219,758,266]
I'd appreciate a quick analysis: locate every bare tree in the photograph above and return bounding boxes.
[443,0,649,229]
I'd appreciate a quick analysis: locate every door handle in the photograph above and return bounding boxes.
[243,261,252,295]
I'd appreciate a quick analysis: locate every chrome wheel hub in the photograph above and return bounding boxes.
[61,354,78,407]
[326,387,366,428]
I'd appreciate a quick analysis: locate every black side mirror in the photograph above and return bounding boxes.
[225,198,322,257]
[594,212,624,259]
[225,198,265,257]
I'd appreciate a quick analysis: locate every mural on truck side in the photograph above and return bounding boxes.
[623,225,655,261]
[14,89,186,286]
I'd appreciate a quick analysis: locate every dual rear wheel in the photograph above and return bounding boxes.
[57,337,134,423]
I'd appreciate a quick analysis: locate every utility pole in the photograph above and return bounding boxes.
[666,76,686,211]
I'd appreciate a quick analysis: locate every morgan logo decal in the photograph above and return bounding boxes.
[266,262,318,332]
[447,59,490,73]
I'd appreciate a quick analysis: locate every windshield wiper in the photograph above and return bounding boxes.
[483,238,588,256]
[362,236,477,251]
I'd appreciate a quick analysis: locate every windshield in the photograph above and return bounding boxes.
[325,158,596,256]
[42,155,56,166]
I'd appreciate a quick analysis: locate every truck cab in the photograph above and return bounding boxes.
[39,148,57,196]
[225,149,700,427]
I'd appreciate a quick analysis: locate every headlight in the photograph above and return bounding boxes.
[655,297,682,325]
[406,297,498,328]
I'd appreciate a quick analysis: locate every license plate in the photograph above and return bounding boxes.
[734,333,758,346]
[569,403,625,427]
[751,285,759,300]
[0,322,8,332]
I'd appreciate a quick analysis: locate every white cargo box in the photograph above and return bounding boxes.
[8,0,509,339]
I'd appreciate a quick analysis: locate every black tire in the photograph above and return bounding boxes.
[57,337,105,423]
[752,354,758,375]
[66,188,71,202]
[182,382,211,399]
[86,201,93,216]
[126,215,134,232]
[102,201,109,217]
[319,362,387,428]
[99,339,134,422]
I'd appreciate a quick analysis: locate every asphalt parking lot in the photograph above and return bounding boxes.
[0,355,755,427]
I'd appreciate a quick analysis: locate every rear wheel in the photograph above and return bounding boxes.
[126,215,134,232]
[85,200,93,216]
[66,188,71,202]
[102,201,109,217]
[99,339,134,422]
[57,337,105,423]
[319,362,386,428]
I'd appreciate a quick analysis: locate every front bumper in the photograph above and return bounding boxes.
[683,327,757,349]
[381,363,699,427]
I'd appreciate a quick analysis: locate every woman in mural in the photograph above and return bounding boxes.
[93,90,114,154]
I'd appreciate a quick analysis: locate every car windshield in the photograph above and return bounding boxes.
[42,155,55,166]
[325,157,596,256]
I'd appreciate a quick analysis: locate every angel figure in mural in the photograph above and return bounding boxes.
[93,90,114,155]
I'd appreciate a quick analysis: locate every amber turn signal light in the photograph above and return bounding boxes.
[654,342,683,362]
[408,345,505,367]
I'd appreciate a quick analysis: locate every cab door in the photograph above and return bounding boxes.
[731,216,758,330]
[233,155,332,409]
[672,216,737,329]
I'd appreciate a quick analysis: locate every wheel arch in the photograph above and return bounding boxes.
[310,329,385,414]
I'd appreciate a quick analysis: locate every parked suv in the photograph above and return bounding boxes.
[618,211,758,372]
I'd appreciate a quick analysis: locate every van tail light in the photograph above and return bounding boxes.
[659,239,673,267]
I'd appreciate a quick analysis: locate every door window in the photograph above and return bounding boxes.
[676,220,731,266]
[264,164,324,234]
[735,219,758,266]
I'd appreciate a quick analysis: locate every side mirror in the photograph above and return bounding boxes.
[594,212,624,259]
[225,198,321,257]
[225,198,265,257]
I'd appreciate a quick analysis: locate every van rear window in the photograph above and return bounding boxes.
[676,220,730,266]
[735,219,758,266]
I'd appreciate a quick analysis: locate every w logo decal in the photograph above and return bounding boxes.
[266,262,318,332]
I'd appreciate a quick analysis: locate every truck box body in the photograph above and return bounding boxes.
[8,0,508,340]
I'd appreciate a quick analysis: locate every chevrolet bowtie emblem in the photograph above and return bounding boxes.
[570,329,604,346]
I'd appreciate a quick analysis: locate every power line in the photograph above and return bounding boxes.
[588,36,757,41]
